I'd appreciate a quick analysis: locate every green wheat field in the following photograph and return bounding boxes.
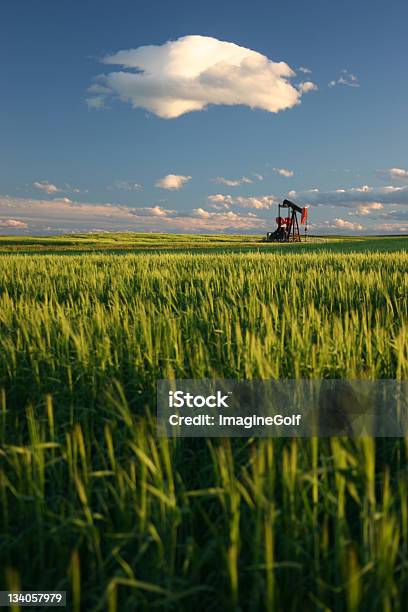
[0,234,407,611]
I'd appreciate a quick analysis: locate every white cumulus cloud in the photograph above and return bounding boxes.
[208,194,276,210]
[88,35,316,118]
[273,168,294,177]
[33,181,81,195]
[155,174,192,190]
[298,81,318,94]
[54,197,73,204]
[350,202,384,216]
[0,218,28,229]
[33,181,62,194]
[334,218,363,230]
[387,168,408,180]
[139,205,176,217]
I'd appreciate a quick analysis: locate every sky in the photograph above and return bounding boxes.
[1,0,407,235]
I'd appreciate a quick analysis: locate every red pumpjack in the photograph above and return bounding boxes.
[265,199,309,242]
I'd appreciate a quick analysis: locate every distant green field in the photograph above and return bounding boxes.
[0,232,407,254]
[1,244,407,611]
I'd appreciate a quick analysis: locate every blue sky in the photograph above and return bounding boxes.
[1,0,407,234]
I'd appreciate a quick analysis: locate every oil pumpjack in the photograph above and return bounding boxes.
[265,199,309,242]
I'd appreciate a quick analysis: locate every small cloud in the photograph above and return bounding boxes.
[194,207,212,219]
[235,196,276,209]
[328,70,360,88]
[213,176,253,187]
[351,202,384,216]
[208,194,276,210]
[54,197,73,204]
[333,218,363,230]
[33,181,81,195]
[0,218,28,229]
[253,173,264,181]
[155,174,192,190]
[353,184,372,192]
[273,167,294,178]
[135,205,176,217]
[128,205,178,218]
[358,202,384,215]
[85,85,110,109]
[379,167,408,180]
[298,66,312,74]
[87,83,111,95]
[207,194,234,209]
[383,185,405,192]
[86,97,107,109]
[298,81,318,93]
[113,180,142,191]
[33,181,62,194]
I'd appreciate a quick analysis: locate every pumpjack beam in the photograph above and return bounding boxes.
[281,199,303,214]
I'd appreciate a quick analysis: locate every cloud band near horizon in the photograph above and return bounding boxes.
[1,182,408,235]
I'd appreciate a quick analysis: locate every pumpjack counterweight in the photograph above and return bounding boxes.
[264,199,309,242]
